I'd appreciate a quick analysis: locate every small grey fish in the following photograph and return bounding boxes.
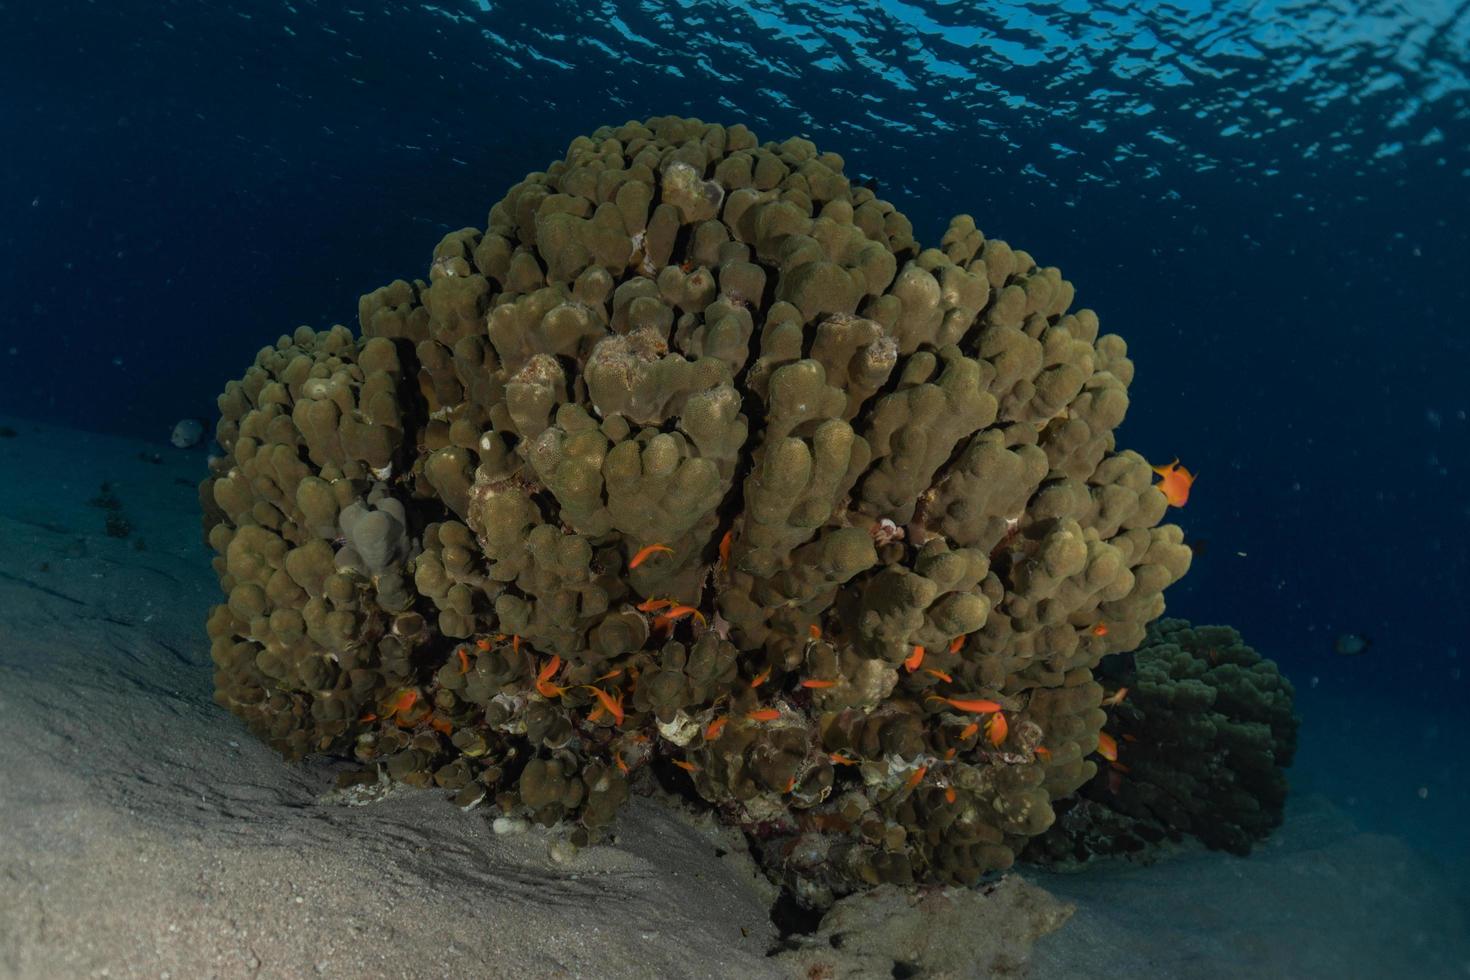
[1334,632,1371,657]
[171,418,205,448]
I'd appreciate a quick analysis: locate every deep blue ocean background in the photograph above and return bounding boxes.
[4,0,1467,917]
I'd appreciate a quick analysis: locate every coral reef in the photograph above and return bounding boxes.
[1024,617,1298,867]
[201,116,1191,907]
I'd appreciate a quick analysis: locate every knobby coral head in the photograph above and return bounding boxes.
[200,115,1192,910]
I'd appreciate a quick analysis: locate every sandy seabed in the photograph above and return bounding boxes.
[1,416,1466,979]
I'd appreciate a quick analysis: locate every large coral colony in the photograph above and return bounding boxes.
[201,115,1193,907]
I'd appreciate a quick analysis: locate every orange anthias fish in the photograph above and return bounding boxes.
[829,752,858,766]
[808,623,822,641]
[750,666,770,689]
[904,765,928,791]
[985,711,1008,747]
[672,759,700,773]
[924,667,953,683]
[390,689,418,717]
[393,692,425,728]
[1152,459,1196,507]
[944,786,957,804]
[1034,745,1052,762]
[1100,686,1129,707]
[719,529,733,569]
[705,716,728,741]
[665,604,707,625]
[747,707,782,722]
[1092,622,1110,637]
[927,694,1003,714]
[629,543,674,569]
[475,637,492,652]
[1097,730,1119,762]
[457,648,472,675]
[584,685,625,726]
[637,596,675,613]
[948,635,965,654]
[958,721,980,741]
[535,656,566,699]
[801,678,836,689]
[904,644,925,672]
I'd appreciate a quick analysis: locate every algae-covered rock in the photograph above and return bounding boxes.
[1023,617,1298,867]
[771,877,1072,978]
[202,115,1191,908]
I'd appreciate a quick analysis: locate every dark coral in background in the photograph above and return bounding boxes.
[1027,617,1298,867]
[201,116,1191,908]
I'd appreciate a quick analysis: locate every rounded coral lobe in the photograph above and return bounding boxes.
[201,114,1192,908]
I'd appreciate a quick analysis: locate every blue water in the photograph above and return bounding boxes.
[4,0,1467,960]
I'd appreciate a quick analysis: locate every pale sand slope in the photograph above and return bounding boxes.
[1031,793,1470,979]
[2,416,1466,979]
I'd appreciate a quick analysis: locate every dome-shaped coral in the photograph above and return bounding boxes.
[201,116,1192,908]
[1024,617,1298,867]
